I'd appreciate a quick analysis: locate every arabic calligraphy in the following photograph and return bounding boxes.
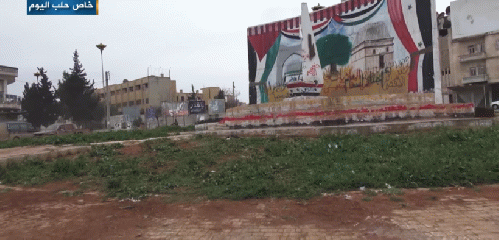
[28,1,94,12]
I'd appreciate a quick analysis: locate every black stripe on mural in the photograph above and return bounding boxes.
[280,25,329,40]
[248,39,257,104]
[422,52,434,90]
[416,0,434,91]
[340,0,381,19]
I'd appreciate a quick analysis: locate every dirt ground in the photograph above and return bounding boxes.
[1,181,499,240]
[2,142,499,239]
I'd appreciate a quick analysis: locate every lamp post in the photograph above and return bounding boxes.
[96,43,109,129]
[34,72,41,83]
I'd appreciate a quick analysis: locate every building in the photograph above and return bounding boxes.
[96,74,176,115]
[175,87,221,103]
[0,65,21,120]
[438,0,499,107]
[350,22,394,72]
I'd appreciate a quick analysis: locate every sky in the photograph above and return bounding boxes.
[1,0,452,103]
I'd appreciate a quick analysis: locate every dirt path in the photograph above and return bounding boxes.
[1,182,499,239]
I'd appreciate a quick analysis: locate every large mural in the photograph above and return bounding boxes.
[248,0,437,104]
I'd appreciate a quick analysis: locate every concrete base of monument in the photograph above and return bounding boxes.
[195,117,497,137]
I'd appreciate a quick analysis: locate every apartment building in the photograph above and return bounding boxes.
[96,74,176,114]
[438,1,499,107]
[0,65,21,120]
[175,87,221,103]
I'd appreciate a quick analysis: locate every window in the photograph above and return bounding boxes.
[181,96,184,102]
[123,88,127,93]
[136,100,141,105]
[129,87,133,92]
[373,49,376,55]
[143,83,148,89]
[135,85,141,91]
[145,98,149,104]
[379,55,385,68]
[470,67,477,76]
[110,91,115,96]
[478,66,486,75]
[469,45,476,54]
[129,101,134,106]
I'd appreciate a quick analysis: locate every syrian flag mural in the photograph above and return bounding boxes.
[248,0,438,104]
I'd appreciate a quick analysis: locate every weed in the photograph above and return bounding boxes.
[390,196,405,202]
[362,197,373,202]
[382,188,404,196]
[429,187,443,192]
[0,188,12,194]
[363,189,378,197]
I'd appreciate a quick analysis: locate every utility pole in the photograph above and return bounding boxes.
[105,71,111,130]
[232,81,235,108]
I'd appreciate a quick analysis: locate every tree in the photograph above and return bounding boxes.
[21,68,59,128]
[221,87,240,109]
[188,84,196,101]
[56,50,101,126]
[316,34,352,74]
[214,89,225,100]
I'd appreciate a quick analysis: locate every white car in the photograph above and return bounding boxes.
[492,101,499,110]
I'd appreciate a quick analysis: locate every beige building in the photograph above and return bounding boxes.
[96,74,176,114]
[351,22,394,72]
[438,12,499,107]
[175,87,221,103]
[0,65,21,119]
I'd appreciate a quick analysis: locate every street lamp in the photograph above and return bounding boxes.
[96,43,110,130]
[34,72,41,83]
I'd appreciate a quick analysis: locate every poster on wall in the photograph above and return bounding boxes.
[248,0,437,104]
[188,100,206,114]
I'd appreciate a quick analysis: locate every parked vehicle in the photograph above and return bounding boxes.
[0,121,36,141]
[491,100,499,110]
[33,123,91,137]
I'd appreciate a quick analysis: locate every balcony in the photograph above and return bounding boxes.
[460,52,487,62]
[463,74,489,84]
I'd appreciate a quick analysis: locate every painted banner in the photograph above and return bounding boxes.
[248,0,438,104]
[27,0,98,15]
[188,101,206,114]
[161,102,188,116]
[208,99,225,115]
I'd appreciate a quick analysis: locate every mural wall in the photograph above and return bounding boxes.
[248,0,437,104]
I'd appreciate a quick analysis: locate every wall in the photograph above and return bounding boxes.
[248,0,438,104]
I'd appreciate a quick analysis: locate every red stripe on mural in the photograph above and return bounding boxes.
[387,0,419,92]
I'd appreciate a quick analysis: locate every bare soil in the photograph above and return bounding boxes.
[1,181,499,239]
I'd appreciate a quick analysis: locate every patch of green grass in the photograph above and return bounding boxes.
[363,189,378,197]
[390,196,405,202]
[381,188,404,196]
[1,126,499,201]
[0,125,194,149]
[429,187,444,192]
[362,197,373,202]
[0,188,12,194]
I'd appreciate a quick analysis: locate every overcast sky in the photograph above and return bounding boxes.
[1,0,452,103]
